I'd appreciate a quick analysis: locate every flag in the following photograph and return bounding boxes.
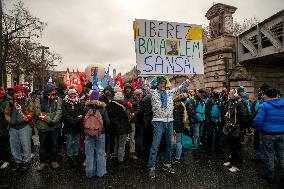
[76,70,83,92]
[100,64,110,88]
[63,68,71,87]
[131,79,135,89]
[165,77,172,88]
[93,66,99,90]
[136,81,141,89]
[115,73,123,89]
[112,68,116,87]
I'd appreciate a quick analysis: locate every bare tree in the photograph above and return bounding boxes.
[233,17,259,36]
[0,0,47,87]
[6,39,61,88]
[203,17,259,39]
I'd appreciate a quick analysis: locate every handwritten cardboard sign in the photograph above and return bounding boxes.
[134,19,204,75]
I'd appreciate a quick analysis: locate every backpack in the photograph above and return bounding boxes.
[210,100,221,123]
[240,99,251,122]
[195,100,205,122]
[83,109,104,137]
[254,100,260,113]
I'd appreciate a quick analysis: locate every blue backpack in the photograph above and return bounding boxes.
[210,100,221,123]
[182,134,195,150]
[254,100,260,113]
[195,100,205,122]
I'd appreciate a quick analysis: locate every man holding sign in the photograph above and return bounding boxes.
[143,76,190,178]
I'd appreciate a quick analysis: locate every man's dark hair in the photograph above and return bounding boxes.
[259,83,270,93]
[265,88,277,98]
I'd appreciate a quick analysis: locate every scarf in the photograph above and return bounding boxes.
[160,90,167,109]
[64,95,80,106]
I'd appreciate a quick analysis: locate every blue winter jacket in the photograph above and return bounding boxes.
[254,98,284,134]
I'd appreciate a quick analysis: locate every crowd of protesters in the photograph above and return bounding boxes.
[0,76,283,183]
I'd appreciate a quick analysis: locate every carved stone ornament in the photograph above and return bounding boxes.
[205,3,237,38]
[229,66,252,81]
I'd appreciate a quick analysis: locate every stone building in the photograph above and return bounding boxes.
[205,3,284,97]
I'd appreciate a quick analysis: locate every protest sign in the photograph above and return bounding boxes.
[134,19,204,75]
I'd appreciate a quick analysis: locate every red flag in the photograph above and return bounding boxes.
[115,73,123,89]
[136,82,141,89]
[76,71,83,92]
[131,79,135,89]
[63,68,71,87]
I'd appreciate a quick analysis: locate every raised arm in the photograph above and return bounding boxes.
[172,79,190,96]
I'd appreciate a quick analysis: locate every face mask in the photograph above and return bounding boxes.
[68,94,77,101]
[14,94,24,100]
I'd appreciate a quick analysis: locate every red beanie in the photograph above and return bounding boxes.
[13,85,24,92]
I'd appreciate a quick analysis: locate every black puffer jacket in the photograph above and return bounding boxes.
[140,95,153,126]
[107,100,131,136]
[173,93,188,133]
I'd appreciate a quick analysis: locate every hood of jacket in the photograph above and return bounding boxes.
[85,99,106,108]
[265,98,284,108]
[174,93,188,103]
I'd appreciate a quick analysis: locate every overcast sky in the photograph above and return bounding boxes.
[5,0,284,74]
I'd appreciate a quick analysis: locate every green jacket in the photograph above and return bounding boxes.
[4,97,34,130]
[34,96,62,132]
[0,95,11,136]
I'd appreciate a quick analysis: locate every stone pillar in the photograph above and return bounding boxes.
[204,3,237,90]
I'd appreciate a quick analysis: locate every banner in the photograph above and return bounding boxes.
[134,19,204,75]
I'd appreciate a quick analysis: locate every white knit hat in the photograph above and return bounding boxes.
[114,92,124,101]
[68,88,77,95]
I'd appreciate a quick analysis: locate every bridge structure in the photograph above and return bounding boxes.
[237,10,284,65]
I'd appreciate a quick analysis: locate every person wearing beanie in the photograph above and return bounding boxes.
[123,83,139,160]
[254,88,284,182]
[99,86,116,158]
[143,75,190,179]
[62,88,84,166]
[83,90,110,178]
[251,84,271,161]
[107,90,132,170]
[0,88,12,169]
[34,83,62,171]
[4,85,34,172]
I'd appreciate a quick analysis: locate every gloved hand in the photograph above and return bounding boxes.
[25,114,32,121]
[127,101,133,108]
[39,112,46,120]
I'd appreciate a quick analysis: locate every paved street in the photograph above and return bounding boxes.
[0,136,282,189]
